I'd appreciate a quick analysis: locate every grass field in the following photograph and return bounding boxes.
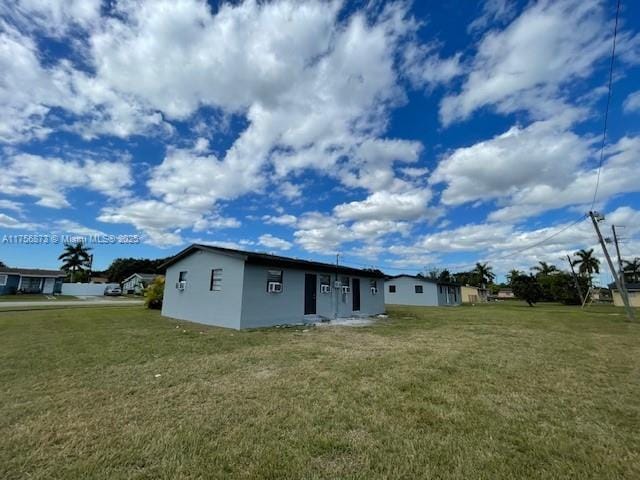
[1,303,639,479]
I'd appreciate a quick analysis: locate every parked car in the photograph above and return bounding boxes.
[104,286,122,296]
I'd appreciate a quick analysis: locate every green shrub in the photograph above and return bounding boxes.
[145,276,165,309]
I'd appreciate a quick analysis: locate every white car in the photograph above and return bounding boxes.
[104,286,122,296]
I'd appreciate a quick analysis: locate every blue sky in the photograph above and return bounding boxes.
[0,0,639,282]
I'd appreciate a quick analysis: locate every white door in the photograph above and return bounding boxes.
[43,278,55,294]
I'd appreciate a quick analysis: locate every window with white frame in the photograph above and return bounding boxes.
[210,269,222,291]
[370,279,378,294]
[179,271,188,282]
[389,285,396,293]
[415,285,423,294]
[0,275,7,286]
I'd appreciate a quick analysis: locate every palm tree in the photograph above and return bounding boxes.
[623,258,640,283]
[58,242,92,282]
[507,269,522,285]
[473,262,495,288]
[531,261,558,277]
[572,249,600,287]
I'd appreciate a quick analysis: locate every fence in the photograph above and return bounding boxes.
[61,283,119,296]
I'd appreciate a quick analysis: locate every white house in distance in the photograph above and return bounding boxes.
[122,273,159,294]
[384,275,461,307]
[160,244,386,329]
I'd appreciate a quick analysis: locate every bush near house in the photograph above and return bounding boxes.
[144,276,165,309]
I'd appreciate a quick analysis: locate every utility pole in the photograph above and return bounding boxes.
[334,253,340,319]
[611,225,632,310]
[589,211,635,321]
[566,254,585,305]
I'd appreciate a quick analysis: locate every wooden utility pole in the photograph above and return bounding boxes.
[589,211,635,321]
[567,254,585,305]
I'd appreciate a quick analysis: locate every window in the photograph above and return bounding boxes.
[0,275,6,286]
[415,285,423,294]
[210,269,223,291]
[320,274,331,294]
[370,279,378,294]
[179,271,188,282]
[439,286,443,294]
[266,270,283,292]
[389,285,396,293]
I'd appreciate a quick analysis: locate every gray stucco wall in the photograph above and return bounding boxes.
[437,284,461,306]
[384,277,439,306]
[162,250,246,329]
[240,265,385,328]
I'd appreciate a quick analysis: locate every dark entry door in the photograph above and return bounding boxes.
[304,274,317,315]
[352,278,361,311]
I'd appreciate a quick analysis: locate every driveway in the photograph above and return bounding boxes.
[0,298,144,308]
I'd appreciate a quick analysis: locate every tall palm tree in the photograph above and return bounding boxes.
[623,258,640,283]
[531,261,558,276]
[507,269,521,285]
[473,262,495,288]
[572,249,600,287]
[58,242,92,282]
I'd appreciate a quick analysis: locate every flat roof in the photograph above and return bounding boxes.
[385,274,460,286]
[160,244,386,278]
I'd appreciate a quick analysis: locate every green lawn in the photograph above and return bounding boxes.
[1,303,639,479]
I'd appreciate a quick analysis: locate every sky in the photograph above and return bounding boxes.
[0,0,639,283]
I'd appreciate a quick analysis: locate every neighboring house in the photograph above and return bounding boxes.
[496,288,515,299]
[0,268,65,295]
[89,275,110,284]
[590,287,612,303]
[461,285,489,303]
[609,283,640,307]
[161,244,386,329]
[384,275,461,306]
[122,273,158,294]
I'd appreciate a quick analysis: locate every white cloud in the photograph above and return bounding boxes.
[432,118,592,206]
[623,90,640,113]
[0,153,133,208]
[467,0,516,34]
[440,0,615,125]
[262,214,297,226]
[402,42,463,90]
[0,212,40,229]
[258,234,292,251]
[1,0,101,37]
[488,135,640,221]
[334,189,432,222]
[0,199,23,212]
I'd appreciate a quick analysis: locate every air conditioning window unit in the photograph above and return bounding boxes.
[341,286,350,294]
[267,281,283,293]
[176,281,186,291]
[370,287,378,295]
[334,280,342,288]
[320,284,331,294]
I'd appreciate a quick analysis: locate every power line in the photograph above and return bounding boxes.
[591,0,621,209]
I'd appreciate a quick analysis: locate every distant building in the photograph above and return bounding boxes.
[461,285,489,303]
[0,268,65,295]
[609,283,640,307]
[496,288,515,299]
[122,273,159,294]
[384,275,461,307]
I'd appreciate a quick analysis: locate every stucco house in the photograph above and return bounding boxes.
[0,268,65,295]
[160,244,386,329]
[609,283,640,307]
[384,275,461,306]
[461,285,489,303]
[122,273,158,294]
